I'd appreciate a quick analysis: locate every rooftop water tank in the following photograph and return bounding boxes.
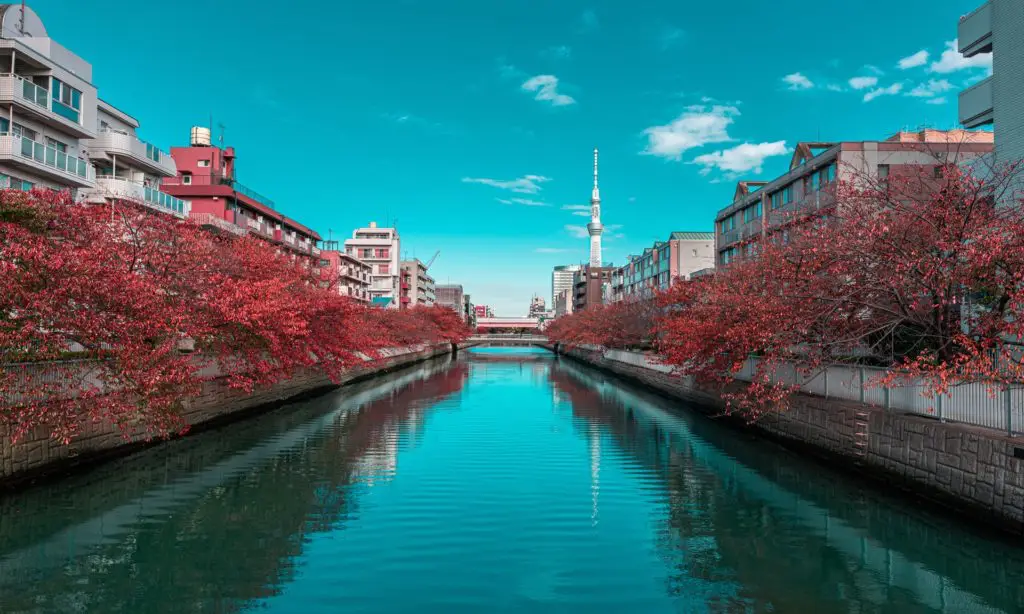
[190,126,212,147]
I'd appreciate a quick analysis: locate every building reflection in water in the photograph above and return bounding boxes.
[549,358,1024,613]
[0,357,469,614]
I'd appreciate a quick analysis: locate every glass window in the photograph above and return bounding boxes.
[198,160,210,167]
[182,173,192,185]
[826,164,836,183]
[755,202,762,217]
[878,164,889,179]
[771,191,782,209]
[811,172,820,191]
[46,137,67,153]
[783,185,792,204]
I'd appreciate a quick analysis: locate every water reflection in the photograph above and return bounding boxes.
[551,358,1024,613]
[0,357,468,613]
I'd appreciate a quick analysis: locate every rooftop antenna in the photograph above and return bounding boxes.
[19,0,25,34]
[217,122,226,147]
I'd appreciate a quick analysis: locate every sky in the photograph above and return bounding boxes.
[35,0,991,315]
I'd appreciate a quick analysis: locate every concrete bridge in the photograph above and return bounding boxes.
[467,334,548,347]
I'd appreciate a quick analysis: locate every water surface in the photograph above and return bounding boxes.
[2,347,1023,613]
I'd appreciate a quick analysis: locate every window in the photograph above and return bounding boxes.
[934,165,944,179]
[811,172,820,191]
[360,248,373,259]
[46,137,67,153]
[826,163,836,183]
[878,164,890,179]
[783,185,793,205]
[319,259,330,267]
[50,78,82,123]
[771,191,783,210]
[379,263,391,274]
[376,248,390,258]
[182,173,192,185]
[198,160,210,168]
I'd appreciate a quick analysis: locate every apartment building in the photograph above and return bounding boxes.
[528,296,546,318]
[436,284,465,318]
[344,222,400,307]
[161,128,321,258]
[318,240,371,303]
[464,293,476,328]
[551,264,582,309]
[399,259,435,308]
[573,265,613,312]
[714,130,994,267]
[958,1,1016,169]
[612,232,715,301]
[0,5,95,194]
[554,288,574,317]
[474,305,494,319]
[84,100,188,218]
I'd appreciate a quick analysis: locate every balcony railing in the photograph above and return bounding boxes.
[92,128,176,176]
[0,74,89,134]
[162,173,275,209]
[191,213,248,236]
[93,176,189,217]
[0,133,94,184]
[958,1,992,57]
[959,76,994,129]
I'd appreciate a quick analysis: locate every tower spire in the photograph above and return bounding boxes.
[587,147,604,268]
[592,147,600,202]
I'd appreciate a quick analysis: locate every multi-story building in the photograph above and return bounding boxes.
[957,1,1014,168]
[554,288,574,317]
[714,130,994,267]
[474,305,495,319]
[552,264,582,308]
[573,265,613,312]
[318,240,371,303]
[161,127,321,257]
[612,232,715,301]
[436,284,465,318]
[344,222,400,308]
[463,293,476,328]
[0,5,96,194]
[399,259,435,308]
[528,296,546,318]
[84,100,189,218]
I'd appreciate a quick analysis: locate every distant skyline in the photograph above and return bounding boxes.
[34,0,991,315]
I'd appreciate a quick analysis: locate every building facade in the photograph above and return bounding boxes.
[612,232,715,301]
[318,240,372,303]
[714,130,994,267]
[474,305,494,319]
[554,288,574,317]
[84,100,188,218]
[573,265,613,312]
[399,259,435,308]
[161,127,321,258]
[0,5,96,194]
[958,1,1015,169]
[552,264,582,308]
[435,284,465,318]
[528,296,546,318]
[344,222,400,307]
[463,293,475,328]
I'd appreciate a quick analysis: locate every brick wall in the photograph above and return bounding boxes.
[1,343,455,487]
[558,345,1024,534]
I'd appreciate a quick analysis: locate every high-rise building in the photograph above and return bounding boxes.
[0,5,96,194]
[162,128,322,258]
[554,288,574,317]
[714,130,993,268]
[400,259,435,308]
[436,284,465,318]
[957,2,1012,168]
[587,148,603,268]
[552,264,582,307]
[344,222,400,308]
[474,305,495,318]
[85,101,189,218]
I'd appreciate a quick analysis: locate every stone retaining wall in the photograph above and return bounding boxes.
[557,345,1024,535]
[1,343,456,488]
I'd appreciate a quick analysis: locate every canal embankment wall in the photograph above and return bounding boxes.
[1,342,462,489]
[555,344,1024,535]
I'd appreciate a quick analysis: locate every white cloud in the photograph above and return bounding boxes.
[782,72,814,90]
[848,76,879,90]
[898,50,929,69]
[535,247,572,254]
[571,211,590,217]
[543,45,572,60]
[864,64,885,76]
[521,75,576,106]
[692,141,790,175]
[641,104,739,160]
[907,78,953,98]
[863,83,904,102]
[930,40,992,73]
[497,197,550,207]
[825,83,845,92]
[565,224,589,239]
[462,175,551,194]
[561,205,590,211]
[925,97,948,105]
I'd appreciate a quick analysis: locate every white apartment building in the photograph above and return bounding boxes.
[958,1,1016,168]
[84,100,189,218]
[551,264,581,309]
[344,222,400,307]
[0,4,96,194]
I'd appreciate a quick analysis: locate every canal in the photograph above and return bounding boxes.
[2,347,1024,613]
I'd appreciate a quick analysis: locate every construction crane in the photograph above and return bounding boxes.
[424,250,440,270]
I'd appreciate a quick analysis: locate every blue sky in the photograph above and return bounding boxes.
[38,0,990,315]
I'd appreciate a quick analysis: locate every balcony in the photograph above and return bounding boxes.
[242,215,275,239]
[0,133,94,187]
[91,176,189,218]
[90,129,176,177]
[959,76,994,128]
[0,74,94,139]
[191,213,248,236]
[958,1,992,57]
[161,173,275,210]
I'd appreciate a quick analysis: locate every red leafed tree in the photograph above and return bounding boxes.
[655,158,1024,419]
[546,299,658,350]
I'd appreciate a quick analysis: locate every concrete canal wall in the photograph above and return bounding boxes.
[1,343,459,488]
[556,345,1024,535]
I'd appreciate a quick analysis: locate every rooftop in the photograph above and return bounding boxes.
[670,231,715,241]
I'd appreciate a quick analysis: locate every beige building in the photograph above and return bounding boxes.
[344,222,400,308]
[400,259,435,308]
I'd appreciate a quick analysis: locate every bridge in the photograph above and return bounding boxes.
[467,334,548,347]
[475,316,542,333]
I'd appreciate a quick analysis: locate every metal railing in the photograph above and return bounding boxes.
[161,173,275,209]
[191,213,248,236]
[2,133,93,181]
